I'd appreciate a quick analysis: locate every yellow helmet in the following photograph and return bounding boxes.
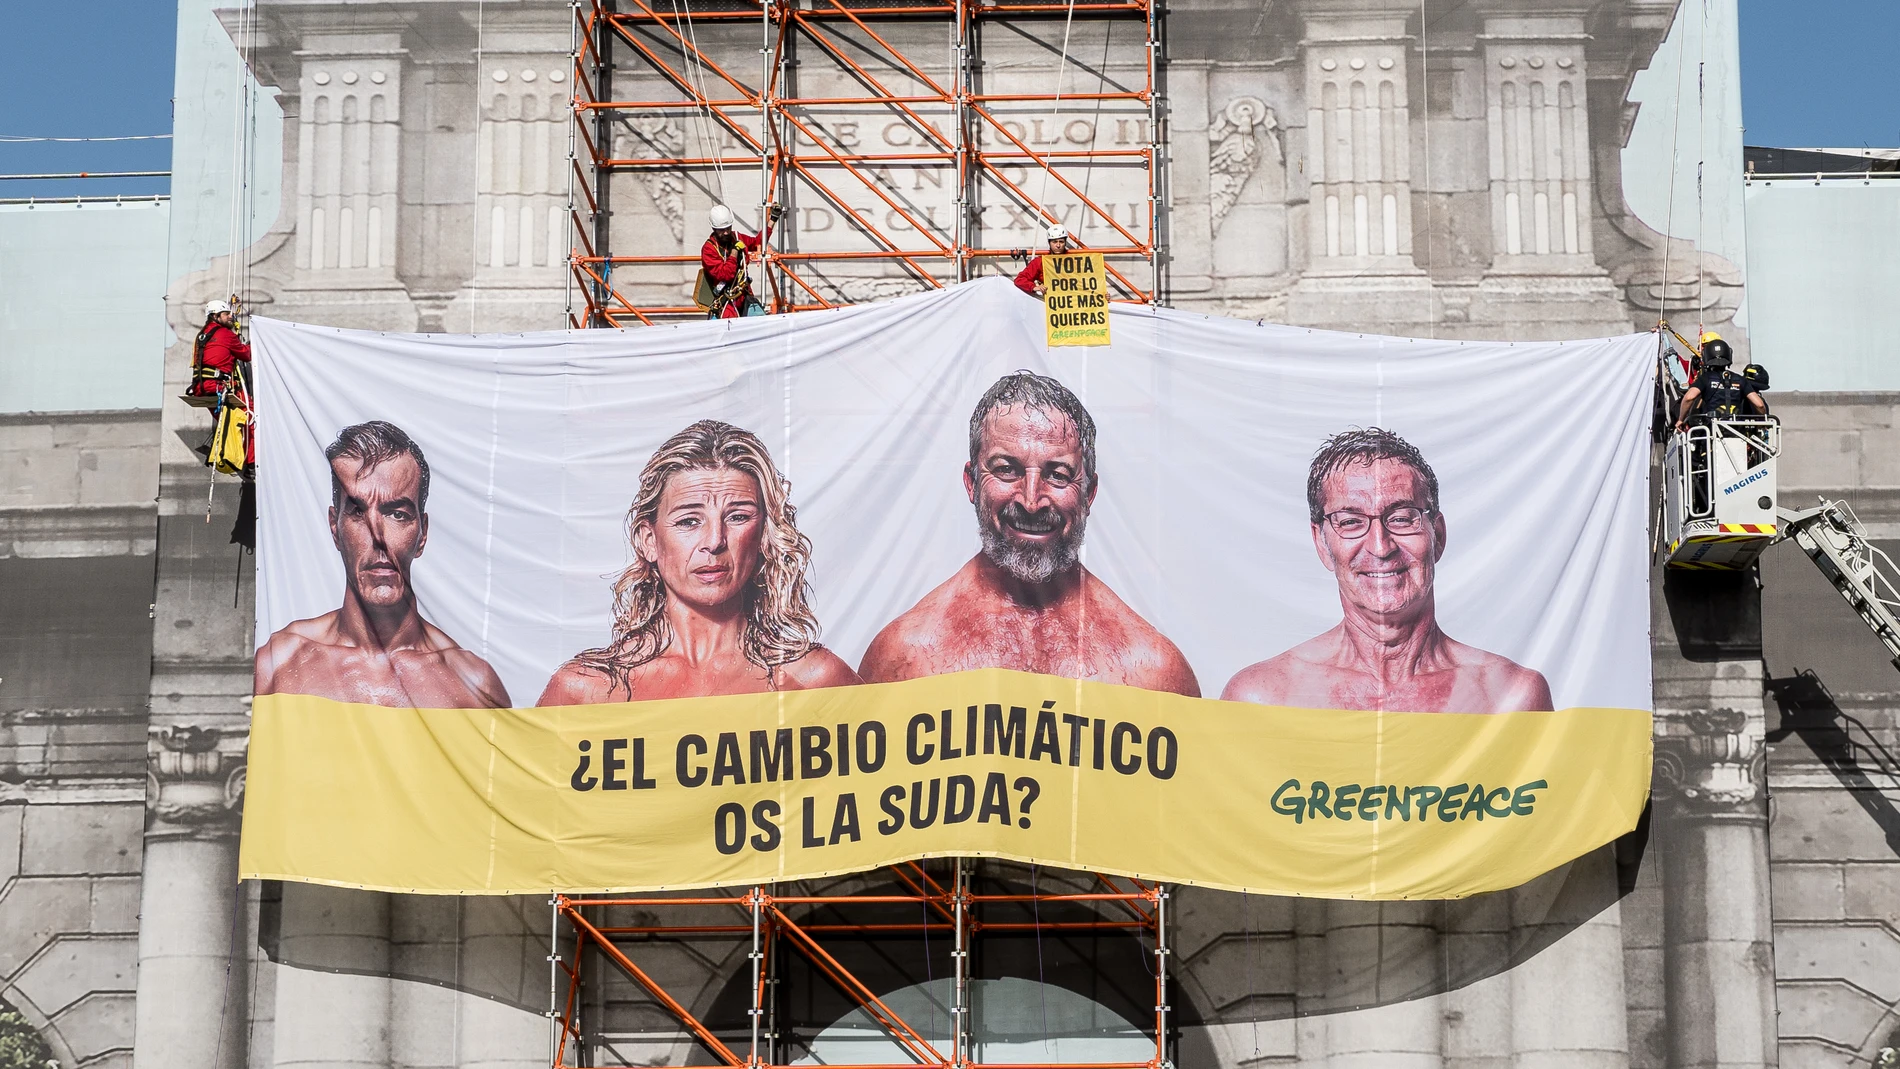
[1699,331,1722,346]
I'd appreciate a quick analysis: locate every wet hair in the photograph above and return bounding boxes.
[571,420,820,697]
[326,421,431,512]
[968,371,1097,492]
[1305,427,1439,525]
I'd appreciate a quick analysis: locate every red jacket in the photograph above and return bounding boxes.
[1014,254,1046,295]
[198,322,251,374]
[701,230,761,286]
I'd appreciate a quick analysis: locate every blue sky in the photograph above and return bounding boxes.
[1,0,1894,200]
[0,0,176,199]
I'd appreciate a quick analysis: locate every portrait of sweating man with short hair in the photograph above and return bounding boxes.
[254,420,511,708]
[1222,428,1552,714]
[858,370,1198,695]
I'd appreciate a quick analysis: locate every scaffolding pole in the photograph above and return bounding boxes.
[569,0,1165,325]
[548,862,1168,1067]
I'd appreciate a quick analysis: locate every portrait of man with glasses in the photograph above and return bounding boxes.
[857,370,1199,696]
[1221,428,1552,714]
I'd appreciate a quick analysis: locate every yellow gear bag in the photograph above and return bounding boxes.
[210,405,250,475]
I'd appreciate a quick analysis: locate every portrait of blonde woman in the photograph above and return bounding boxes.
[538,420,861,704]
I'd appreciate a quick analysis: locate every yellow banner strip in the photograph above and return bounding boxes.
[240,668,1651,900]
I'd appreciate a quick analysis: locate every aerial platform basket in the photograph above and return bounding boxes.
[1663,416,1781,570]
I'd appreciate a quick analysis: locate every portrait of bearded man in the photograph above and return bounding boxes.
[858,370,1198,696]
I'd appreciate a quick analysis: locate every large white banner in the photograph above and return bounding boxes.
[243,277,1655,897]
[253,278,1653,710]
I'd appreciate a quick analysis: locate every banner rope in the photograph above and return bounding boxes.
[1034,0,1083,216]
[1657,3,1691,331]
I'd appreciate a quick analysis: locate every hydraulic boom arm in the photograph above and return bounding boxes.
[1779,500,1900,673]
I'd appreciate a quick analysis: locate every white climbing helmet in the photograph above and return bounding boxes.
[708,204,735,230]
[1046,223,1069,243]
[205,299,233,316]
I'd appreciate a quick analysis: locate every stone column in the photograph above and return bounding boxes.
[1324,900,1445,1069]
[1286,1,1435,333]
[1654,707,1779,1069]
[132,725,249,1069]
[1508,850,1631,1069]
[1443,894,1512,1069]
[1650,561,1778,1069]
[390,897,459,1069]
[273,884,394,1069]
[1466,3,1628,337]
[455,898,547,1069]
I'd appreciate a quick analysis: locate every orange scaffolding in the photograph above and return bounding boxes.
[548,861,1172,1067]
[566,0,1166,326]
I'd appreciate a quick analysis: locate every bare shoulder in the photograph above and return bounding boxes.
[278,612,341,643]
[444,648,512,707]
[1082,573,1200,696]
[1221,651,1302,705]
[420,618,467,653]
[779,646,864,691]
[537,662,618,707]
[253,613,339,694]
[857,606,943,682]
[1220,634,1332,705]
[858,569,974,682]
[1446,639,1554,713]
[418,620,512,707]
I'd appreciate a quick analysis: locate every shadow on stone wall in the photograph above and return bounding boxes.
[1767,670,1900,855]
[256,842,1638,1056]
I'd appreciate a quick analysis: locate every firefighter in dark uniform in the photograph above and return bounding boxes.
[1674,336,1766,431]
[1674,335,1768,515]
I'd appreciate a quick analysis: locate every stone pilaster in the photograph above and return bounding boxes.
[131,724,249,1069]
[1651,557,1778,1069]
[276,25,418,330]
[1286,2,1436,332]
[445,11,572,332]
[1465,3,1626,338]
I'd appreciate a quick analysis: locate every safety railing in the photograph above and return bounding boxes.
[1713,414,1781,459]
[1744,170,1900,185]
[1675,416,1778,522]
[1677,423,1714,521]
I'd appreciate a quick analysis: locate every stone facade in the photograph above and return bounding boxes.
[7,1,1892,1067]
[171,0,1748,343]
[0,411,160,1069]
[1760,394,1900,1069]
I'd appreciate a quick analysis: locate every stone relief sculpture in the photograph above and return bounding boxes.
[1207,96,1279,234]
[617,115,687,243]
[835,276,927,303]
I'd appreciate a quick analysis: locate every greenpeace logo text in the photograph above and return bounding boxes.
[1270,778,1547,823]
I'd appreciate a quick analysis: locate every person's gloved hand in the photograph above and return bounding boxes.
[769,203,787,222]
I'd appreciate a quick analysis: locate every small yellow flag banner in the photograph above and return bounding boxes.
[1043,251,1110,346]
